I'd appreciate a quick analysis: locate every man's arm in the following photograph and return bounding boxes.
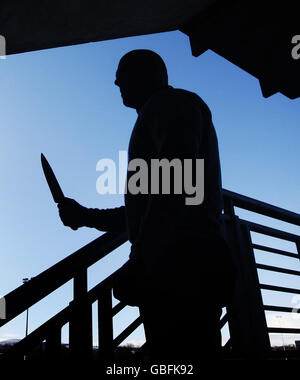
[58,198,126,232]
[84,206,126,232]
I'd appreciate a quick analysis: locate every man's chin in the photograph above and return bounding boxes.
[122,98,136,109]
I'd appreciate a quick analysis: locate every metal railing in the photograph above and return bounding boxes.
[0,189,299,359]
[0,231,129,359]
[222,189,300,359]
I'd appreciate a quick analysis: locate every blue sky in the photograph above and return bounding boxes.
[0,30,299,347]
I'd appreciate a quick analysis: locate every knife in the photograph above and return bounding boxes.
[41,154,80,231]
[41,153,65,203]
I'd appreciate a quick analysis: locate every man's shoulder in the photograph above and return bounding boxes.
[142,86,209,116]
[153,86,201,105]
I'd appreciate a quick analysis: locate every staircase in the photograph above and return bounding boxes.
[0,189,299,360]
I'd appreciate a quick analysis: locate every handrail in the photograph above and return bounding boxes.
[260,283,300,295]
[268,327,300,334]
[0,230,128,327]
[252,244,299,259]
[1,270,127,358]
[223,189,300,226]
[2,188,299,329]
[264,305,299,313]
[1,188,299,360]
[256,263,300,277]
[222,190,300,357]
[240,219,300,242]
[1,306,71,358]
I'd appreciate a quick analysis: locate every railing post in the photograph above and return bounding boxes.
[224,215,271,358]
[69,269,93,359]
[223,195,235,216]
[296,240,300,261]
[98,287,113,362]
[45,328,62,359]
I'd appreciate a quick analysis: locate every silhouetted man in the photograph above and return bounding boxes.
[58,49,234,362]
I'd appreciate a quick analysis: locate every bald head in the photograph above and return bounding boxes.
[115,49,169,110]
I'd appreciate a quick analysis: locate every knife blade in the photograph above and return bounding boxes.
[41,153,65,203]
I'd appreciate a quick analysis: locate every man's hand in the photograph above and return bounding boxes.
[58,197,89,230]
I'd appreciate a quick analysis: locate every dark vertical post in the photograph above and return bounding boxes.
[98,287,113,362]
[25,308,29,337]
[225,216,270,358]
[296,240,300,261]
[45,328,62,359]
[223,195,235,216]
[69,269,93,359]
